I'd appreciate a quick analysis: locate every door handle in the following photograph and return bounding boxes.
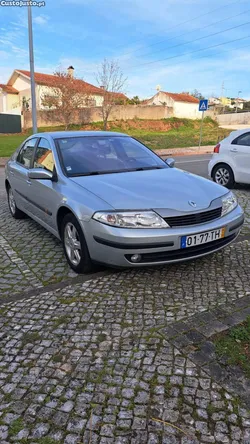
[230,147,238,152]
[26,180,31,185]
[10,171,14,176]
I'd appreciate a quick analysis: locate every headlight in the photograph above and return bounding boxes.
[221,192,238,216]
[92,211,169,228]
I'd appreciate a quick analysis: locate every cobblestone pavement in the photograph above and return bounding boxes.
[0,189,250,443]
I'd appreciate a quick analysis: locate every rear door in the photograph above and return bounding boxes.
[9,137,38,212]
[231,132,250,183]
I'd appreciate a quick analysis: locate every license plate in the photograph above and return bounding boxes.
[181,227,225,248]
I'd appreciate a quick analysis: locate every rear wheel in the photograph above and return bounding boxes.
[7,185,25,219]
[61,213,93,274]
[212,164,235,189]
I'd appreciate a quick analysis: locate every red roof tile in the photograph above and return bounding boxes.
[0,84,19,94]
[162,92,199,103]
[16,70,104,94]
[16,70,127,99]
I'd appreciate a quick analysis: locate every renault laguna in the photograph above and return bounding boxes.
[5,131,244,273]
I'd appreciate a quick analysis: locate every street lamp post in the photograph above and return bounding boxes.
[235,90,242,114]
[27,5,37,134]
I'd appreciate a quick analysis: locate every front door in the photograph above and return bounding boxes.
[10,137,38,213]
[27,137,57,230]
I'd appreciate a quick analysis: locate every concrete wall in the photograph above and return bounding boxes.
[23,105,173,129]
[37,85,104,110]
[174,102,200,119]
[216,112,250,125]
[7,94,19,110]
[13,75,30,91]
[0,93,6,112]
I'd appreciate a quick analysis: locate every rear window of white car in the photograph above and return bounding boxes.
[232,132,250,146]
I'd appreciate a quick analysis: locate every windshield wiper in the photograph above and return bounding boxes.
[134,166,165,171]
[69,166,166,177]
[70,169,130,177]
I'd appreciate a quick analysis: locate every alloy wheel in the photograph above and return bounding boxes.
[64,222,82,266]
[8,188,16,215]
[215,168,230,186]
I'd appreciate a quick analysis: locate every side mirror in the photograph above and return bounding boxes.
[166,158,175,168]
[28,168,54,180]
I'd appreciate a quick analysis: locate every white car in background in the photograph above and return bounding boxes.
[208,128,250,188]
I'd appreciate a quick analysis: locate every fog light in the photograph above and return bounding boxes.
[131,254,141,263]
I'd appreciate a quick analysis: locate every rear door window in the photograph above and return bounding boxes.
[232,132,250,147]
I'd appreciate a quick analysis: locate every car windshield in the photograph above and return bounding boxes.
[56,136,167,176]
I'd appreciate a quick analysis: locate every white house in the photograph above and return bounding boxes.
[0,67,127,114]
[145,91,200,119]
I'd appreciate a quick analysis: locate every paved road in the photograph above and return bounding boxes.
[174,154,212,178]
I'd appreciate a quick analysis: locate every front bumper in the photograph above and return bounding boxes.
[83,205,244,267]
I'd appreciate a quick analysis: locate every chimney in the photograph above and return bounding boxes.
[100,85,105,90]
[67,66,74,78]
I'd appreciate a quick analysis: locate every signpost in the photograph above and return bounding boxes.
[198,99,208,149]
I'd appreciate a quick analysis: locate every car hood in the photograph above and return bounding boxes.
[70,168,227,214]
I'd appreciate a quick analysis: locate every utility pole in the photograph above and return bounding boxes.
[221,81,225,114]
[235,90,242,113]
[27,5,37,134]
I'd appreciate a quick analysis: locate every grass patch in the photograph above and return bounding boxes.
[35,439,58,444]
[52,353,64,363]
[214,316,250,378]
[52,315,69,328]
[9,418,24,437]
[21,331,41,346]
[0,118,231,157]
[97,333,107,342]
[57,296,88,304]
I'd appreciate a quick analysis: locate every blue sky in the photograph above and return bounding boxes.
[0,0,250,99]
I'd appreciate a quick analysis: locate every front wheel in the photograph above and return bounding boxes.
[61,213,93,274]
[212,164,235,189]
[7,185,25,219]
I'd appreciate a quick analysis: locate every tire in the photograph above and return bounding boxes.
[61,213,93,274]
[212,164,235,189]
[7,185,25,219]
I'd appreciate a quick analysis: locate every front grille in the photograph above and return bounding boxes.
[125,233,236,264]
[164,207,222,227]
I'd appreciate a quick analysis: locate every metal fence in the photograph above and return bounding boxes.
[0,113,21,133]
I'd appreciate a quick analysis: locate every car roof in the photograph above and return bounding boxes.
[33,131,129,139]
[221,127,250,143]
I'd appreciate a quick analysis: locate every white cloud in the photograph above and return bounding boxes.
[33,15,49,26]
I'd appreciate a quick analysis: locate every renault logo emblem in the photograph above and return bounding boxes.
[188,201,197,208]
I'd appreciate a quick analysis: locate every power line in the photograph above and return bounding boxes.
[131,9,250,60]
[92,0,247,57]
[129,29,250,69]
[133,40,250,74]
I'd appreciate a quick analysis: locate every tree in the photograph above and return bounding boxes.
[41,70,91,129]
[191,89,205,100]
[243,101,250,111]
[126,95,140,105]
[96,59,127,130]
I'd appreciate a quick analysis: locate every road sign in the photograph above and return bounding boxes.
[199,99,208,111]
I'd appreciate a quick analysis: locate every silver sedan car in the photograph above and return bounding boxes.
[5,131,244,273]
